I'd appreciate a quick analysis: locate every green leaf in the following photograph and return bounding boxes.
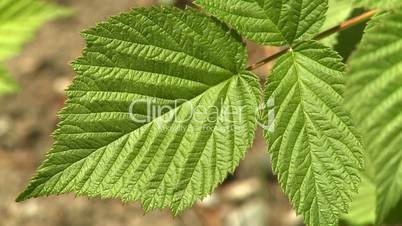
[321,0,354,46]
[0,65,18,95]
[354,0,402,9]
[194,0,328,46]
[322,0,354,31]
[264,40,364,226]
[16,7,261,215]
[342,175,376,226]
[320,1,366,62]
[343,176,402,226]
[0,0,71,61]
[385,197,402,224]
[332,8,367,62]
[345,9,402,225]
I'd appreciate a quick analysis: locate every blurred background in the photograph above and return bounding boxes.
[0,0,300,226]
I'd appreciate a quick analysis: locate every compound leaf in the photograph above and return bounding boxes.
[345,9,402,225]
[16,7,261,215]
[194,0,328,46]
[264,41,364,226]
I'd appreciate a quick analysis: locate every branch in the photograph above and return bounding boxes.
[246,9,379,71]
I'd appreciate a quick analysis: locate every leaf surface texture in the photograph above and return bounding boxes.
[194,0,328,46]
[264,41,364,226]
[17,7,261,215]
[345,10,402,225]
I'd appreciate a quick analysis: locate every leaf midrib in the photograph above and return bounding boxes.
[289,50,355,225]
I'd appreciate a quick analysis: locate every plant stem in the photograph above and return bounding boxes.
[246,9,379,71]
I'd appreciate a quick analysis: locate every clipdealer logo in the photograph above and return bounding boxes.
[128,97,275,132]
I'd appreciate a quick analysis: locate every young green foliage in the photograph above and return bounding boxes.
[16,7,261,215]
[194,0,328,46]
[15,1,392,225]
[194,1,366,225]
[264,41,364,226]
[0,0,69,94]
[345,9,402,226]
